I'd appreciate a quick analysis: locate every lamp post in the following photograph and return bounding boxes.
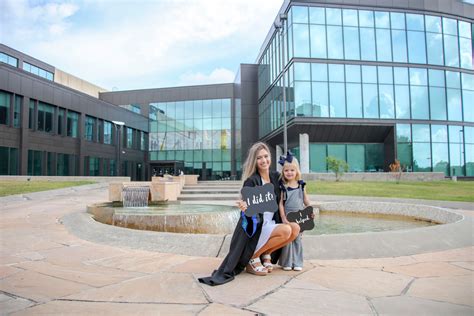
[459,129,464,176]
[275,13,288,153]
[112,120,125,176]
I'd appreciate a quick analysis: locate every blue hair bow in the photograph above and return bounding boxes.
[278,151,294,166]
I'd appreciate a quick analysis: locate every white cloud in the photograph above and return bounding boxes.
[1,0,283,90]
[179,68,235,86]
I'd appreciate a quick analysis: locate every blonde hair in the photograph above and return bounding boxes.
[280,158,302,185]
[242,142,271,182]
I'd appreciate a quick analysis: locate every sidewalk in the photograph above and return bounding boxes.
[0,185,472,315]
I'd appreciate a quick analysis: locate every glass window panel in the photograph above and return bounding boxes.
[429,87,447,120]
[310,144,327,172]
[395,85,410,119]
[0,92,10,125]
[413,124,430,142]
[202,100,213,119]
[458,21,471,38]
[310,25,327,58]
[429,69,445,87]
[410,68,427,86]
[329,82,346,117]
[425,15,442,33]
[221,99,231,118]
[431,125,448,142]
[406,14,424,31]
[462,73,474,90]
[360,28,376,61]
[211,99,222,117]
[447,88,462,121]
[329,64,344,82]
[459,37,473,69]
[365,144,384,171]
[327,26,343,59]
[292,6,308,24]
[394,67,409,84]
[397,143,412,171]
[193,100,203,119]
[407,31,427,64]
[463,90,474,122]
[359,10,374,27]
[449,143,464,176]
[379,84,395,118]
[294,62,311,81]
[362,66,377,83]
[326,8,341,25]
[390,12,405,29]
[375,11,390,28]
[446,71,460,88]
[312,64,327,81]
[378,66,393,84]
[347,145,365,172]
[0,147,8,175]
[363,83,379,118]
[343,9,358,26]
[391,30,408,62]
[442,17,457,35]
[295,81,312,116]
[449,125,464,143]
[465,144,474,176]
[345,65,361,83]
[410,86,429,119]
[293,24,310,57]
[343,26,360,60]
[397,124,411,142]
[309,7,325,24]
[328,144,346,161]
[413,142,431,171]
[312,82,329,117]
[346,83,363,118]
[184,100,194,119]
[426,33,444,65]
[465,126,474,143]
[444,34,459,67]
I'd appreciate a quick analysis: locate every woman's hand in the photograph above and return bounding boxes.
[236,200,248,212]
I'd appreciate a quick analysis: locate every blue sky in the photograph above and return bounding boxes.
[0,0,283,91]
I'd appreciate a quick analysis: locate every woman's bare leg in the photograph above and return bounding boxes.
[252,223,300,259]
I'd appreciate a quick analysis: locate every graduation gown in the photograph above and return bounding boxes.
[198,170,282,286]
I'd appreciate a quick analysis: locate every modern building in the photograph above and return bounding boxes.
[1,0,473,179]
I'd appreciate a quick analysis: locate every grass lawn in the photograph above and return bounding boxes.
[305,181,474,202]
[0,181,96,197]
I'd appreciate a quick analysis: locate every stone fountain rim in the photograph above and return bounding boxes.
[62,200,472,260]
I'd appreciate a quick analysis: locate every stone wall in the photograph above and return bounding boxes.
[302,172,446,182]
[0,176,131,182]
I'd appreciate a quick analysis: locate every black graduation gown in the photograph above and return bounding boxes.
[198,170,282,286]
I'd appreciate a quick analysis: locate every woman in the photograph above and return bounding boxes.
[198,142,300,286]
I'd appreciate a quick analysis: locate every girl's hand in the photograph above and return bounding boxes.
[310,211,315,219]
[236,200,248,212]
[282,218,290,224]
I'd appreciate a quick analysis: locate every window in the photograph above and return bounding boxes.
[85,116,95,141]
[22,62,54,80]
[37,102,54,132]
[126,127,133,148]
[13,95,21,127]
[104,121,112,144]
[0,146,19,175]
[67,111,79,138]
[0,52,18,67]
[0,91,11,125]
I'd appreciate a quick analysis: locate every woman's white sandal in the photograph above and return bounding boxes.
[261,254,273,272]
[246,257,267,276]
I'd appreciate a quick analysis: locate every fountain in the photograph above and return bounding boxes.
[122,186,150,207]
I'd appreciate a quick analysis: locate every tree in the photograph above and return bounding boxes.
[389,159,402,184]
[326,156,349,182]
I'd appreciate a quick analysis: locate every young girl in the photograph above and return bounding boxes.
[278,152,312,271]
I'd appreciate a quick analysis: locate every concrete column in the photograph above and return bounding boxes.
[299,133,309,174]
[276,145,283,172]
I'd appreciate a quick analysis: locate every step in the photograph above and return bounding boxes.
[178,194,239,201]
[181,190,240,194]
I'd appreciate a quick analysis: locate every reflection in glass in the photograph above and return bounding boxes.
[444,34,459,67]
[343,9,358,26]
[459,37,473,69]
[413,142,431,172]
[426,33,444,65]
[329,82,346,117]
[463,90,474,122]
[346,83,363,118]
[410,86,429,119]
[344,26,360,60]
[379,84,394,118]
[397,124,411,142]
[391,30,407,62]
[413,124,430,142]
[293,24,310,57]
[407,31,426,64]
[312,82,329,117]
[431,125,448,142]
[429,87,447,120]
[360,28,376,60]
[310,25,327,58]
[395,85,410,119]
[327,25,343,59]
[376,28,392,62]
[363,83,378,118]
[447,88,462,121]
[309,7,325,24]
[295,81,312,116]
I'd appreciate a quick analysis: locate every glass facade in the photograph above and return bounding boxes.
[257,4,473,176]
[22,62,54,81]
[149,98,233,179]
[0,52,18,67]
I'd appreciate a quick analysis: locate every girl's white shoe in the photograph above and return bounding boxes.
[282,266,292,271]
[293,267,303,271]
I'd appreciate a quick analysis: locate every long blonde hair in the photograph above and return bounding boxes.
[242,142,271,182]
[280,158,302,185]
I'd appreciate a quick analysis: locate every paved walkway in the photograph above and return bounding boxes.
[0,184,473,315]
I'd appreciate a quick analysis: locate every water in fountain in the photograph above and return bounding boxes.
[122,186,150,207]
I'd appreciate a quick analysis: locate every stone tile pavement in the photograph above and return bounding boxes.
[0,184,472,315]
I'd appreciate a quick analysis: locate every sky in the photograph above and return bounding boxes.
[0,0,283,91]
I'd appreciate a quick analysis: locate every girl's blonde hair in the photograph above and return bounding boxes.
[242,142,271,181]
[280,158,302,184]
